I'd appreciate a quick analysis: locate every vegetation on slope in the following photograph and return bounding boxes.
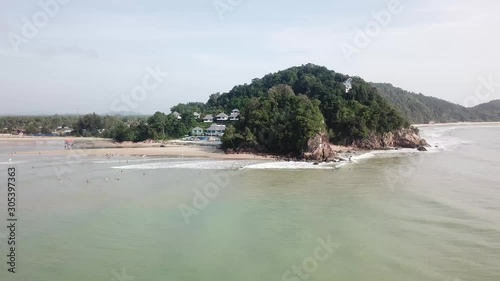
[470,100,500,121]
[221,85,325,156]
[213,64,408,150]
[372,83,500,123]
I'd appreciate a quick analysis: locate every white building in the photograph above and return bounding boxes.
[229,109,240,121]
[203,115,214,123]
[206,124,226,136]
[216,113,229,122]
[229,113,239,121]
[172,112,182,120]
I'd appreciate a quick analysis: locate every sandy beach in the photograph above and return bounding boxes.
[6,121,498,160]
[413,121,500,127]
[0,136,270,160]
[17,146,271,160]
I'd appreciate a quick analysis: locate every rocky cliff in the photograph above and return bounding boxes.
[351,127,428,149]
[304,133,336,161]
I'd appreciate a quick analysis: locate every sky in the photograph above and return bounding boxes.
[0,0,499,115]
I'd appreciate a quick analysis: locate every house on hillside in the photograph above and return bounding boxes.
[191,127,204,136]
[203,115,214,123]
[172,112,182,120]
[216,113,228,122]
[229,112,239,121]
[206,124,226,136]
[193,112,201,119]
[231,109,240,115]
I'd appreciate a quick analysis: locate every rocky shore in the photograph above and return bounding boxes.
[351,127,428,150]
[302,127,429,163]
[223,127,428,164]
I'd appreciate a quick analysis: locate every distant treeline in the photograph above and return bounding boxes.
[0,112,214,142]
[0,115,81,135]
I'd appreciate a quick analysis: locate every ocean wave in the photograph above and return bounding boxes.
[0,160,30,165]
[112,160,263,170]
[419,126,471,151]
[92,157,193,164]
[242,161,339,170]
[112,159,346,171]
[110,148,437,171]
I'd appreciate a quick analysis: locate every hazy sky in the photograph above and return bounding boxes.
[1,0,499,115]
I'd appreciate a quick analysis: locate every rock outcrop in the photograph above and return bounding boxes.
[304,133,336,161]
[352,127,428,150]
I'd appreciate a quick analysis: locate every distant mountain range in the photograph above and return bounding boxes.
[371,83,500,124]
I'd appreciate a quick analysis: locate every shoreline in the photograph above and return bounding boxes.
[5,122,485,161]
[13,146,272,160]
[1,136,361,163]
[413,121,500,127]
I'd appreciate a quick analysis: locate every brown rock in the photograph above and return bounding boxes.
[352,127,428,150]
[305,133,336,162]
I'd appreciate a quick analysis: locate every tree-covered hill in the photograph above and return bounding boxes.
[5,65,498,159]
[209,64,410,155]
[371,83,500,124]
[470,100,500,121]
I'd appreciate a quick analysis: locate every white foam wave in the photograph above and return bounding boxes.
[351,152,375,161]
[243,161,338,170]
[93,157,192,164]
[113,160,261,170]
[419,126,471,151]
[0,160,30,165]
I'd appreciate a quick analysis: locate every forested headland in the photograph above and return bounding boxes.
[3,64,499,158]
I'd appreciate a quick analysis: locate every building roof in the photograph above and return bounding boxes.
[207,124,226,131]
[232,109,240,112]
[229,113,239,118]
[192,127,203,131]
[203,114,213,119]
[216,113,228,118]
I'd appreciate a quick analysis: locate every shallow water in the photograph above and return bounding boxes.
[0,125,499,281]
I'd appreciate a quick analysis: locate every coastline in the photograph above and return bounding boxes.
[0,137,270,160]
[8,121,494,161]
[14,146,272,160]
[1,136,362,163]
[413,121,500,127]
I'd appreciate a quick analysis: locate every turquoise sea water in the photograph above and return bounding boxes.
[0,124,499,281]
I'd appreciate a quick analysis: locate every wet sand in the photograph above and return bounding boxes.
[0,137,269,160]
